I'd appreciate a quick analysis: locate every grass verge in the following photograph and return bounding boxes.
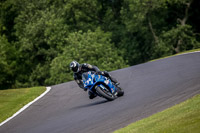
[0,87,46,123]
[150,48,200,62]
[114,94,200,133]
[0,49,199,127]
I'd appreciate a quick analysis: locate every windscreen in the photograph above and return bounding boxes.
[82,72,89,81]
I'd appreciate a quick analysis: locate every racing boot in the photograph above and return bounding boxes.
[103,71,120,86]
[88,91,97,99]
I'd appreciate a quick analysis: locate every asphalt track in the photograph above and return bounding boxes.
[0,52,200,133]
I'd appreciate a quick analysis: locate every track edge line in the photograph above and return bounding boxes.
[0,86,52,127]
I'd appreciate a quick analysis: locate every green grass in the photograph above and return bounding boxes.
[150,48,200,62]
[0,87,46,123]
[0,49,199,127]
[114,49,200,133]
[114,94,200,133]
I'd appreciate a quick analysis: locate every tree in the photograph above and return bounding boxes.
[47,28,128,85]
[160,24,200,54]
[121,0,200,62]
[14,0,69,86]
[120,0,166,64]
[0,0,21,41]
[157,0,200,55]
[0,0,200,88]
[0,35,17,89]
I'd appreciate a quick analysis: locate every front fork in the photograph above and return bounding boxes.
[99,84,118,97]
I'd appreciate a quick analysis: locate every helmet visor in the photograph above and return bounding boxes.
[71,66,79,72]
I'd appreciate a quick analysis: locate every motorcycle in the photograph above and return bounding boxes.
[82,71,124,101]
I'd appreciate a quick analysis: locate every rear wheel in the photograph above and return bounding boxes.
[95,86,115,101]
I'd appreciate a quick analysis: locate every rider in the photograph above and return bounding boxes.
[70,61,119,99]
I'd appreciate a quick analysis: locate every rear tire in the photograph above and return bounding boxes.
[96,86,115,101]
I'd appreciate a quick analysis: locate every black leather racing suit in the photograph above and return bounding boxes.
[73,63,118,91]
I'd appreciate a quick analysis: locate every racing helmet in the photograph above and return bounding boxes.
[70,61,80,73]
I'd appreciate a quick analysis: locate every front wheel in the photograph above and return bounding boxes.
[95,86,115,101]
[116,86,124,97]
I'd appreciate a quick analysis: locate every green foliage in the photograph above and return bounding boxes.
[120,0,200,63]
[63,0,99,31]
[0,0,200,88]
[0,35,17,89]
[47,28,127,84]
[161,24,200,53]
[29,63,51,86]
[120,0,166,64]
[0,35,11,88]
[12,0,69,87]
[0,0,20,41]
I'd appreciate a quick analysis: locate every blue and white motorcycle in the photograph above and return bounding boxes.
[82,71,124,101]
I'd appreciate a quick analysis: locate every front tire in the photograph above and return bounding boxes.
[95,86,115,101]
[116,86,124,97]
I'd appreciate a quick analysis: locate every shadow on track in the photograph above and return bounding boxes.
[71,100,110,110]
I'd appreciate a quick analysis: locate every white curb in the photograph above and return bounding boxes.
[0,87,51,127]
[0,51,199,127]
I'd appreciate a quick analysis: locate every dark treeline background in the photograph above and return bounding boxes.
[0,0,200,89]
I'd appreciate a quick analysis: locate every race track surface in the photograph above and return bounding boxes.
[0,52,200,133]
